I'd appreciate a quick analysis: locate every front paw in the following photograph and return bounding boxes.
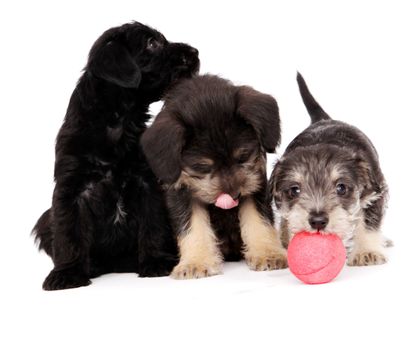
[138,256,178,277]
[42,269,91,291]
[245,251,288,271]
[171,262,222,279]
[348,251,387,266]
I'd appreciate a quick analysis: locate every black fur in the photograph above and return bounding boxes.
[32,22,199,290]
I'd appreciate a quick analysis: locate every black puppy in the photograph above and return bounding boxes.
[32,22,199,290]
[270,73,389,265]
[142,75,287,279]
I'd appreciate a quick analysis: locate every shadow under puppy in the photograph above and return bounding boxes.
[32,22,199,290]
[141,75,287,279]
[270,73,389,266]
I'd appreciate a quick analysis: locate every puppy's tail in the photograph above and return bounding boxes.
[297,72,331,124]
[32,209,53,257]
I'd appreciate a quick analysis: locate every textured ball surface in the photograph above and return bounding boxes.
[288,231,346,284]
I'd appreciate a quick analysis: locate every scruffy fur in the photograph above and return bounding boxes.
[270,73,389,265]
[32,22,199,290]
[141,75,287,279]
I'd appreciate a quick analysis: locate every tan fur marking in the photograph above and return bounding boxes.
[330,166,342,182]
[171,201,223,279]
[172,170,220,202]
[239,198,287,270]
[171,154,264,203]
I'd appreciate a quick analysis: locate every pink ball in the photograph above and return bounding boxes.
[287,231,346,284]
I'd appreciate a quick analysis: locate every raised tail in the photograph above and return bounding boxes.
[297,72,331,123]
[32,209,53,257]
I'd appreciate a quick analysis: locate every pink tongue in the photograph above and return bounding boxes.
[215,193,239,209]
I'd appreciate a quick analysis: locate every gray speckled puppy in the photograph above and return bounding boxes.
[270,73,390,266]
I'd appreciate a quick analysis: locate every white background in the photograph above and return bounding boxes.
[1,1,416,349]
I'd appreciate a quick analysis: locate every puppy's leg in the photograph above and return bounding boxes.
[126,177,178,277]
[43,181,93,290]
[32,208,53,256]
[239,198,287,271]
[347,220,387,266]
[348,191,388,266]
[280,218,290,250]
[171,201,222,279]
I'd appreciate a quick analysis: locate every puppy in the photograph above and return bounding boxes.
[32,22,200,290]
[141,75,288,279]
[270,73,389,266]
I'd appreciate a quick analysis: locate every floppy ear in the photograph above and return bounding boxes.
[356,156,387,207]
[268,160,283,209]
[88,40,141,88]
[141,111,185,184]
[237,86,281,152]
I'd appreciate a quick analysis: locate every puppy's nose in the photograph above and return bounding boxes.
[190,47,199,56]
[232,192,241,201]
[309,212,329,231]
[182,50,198,65]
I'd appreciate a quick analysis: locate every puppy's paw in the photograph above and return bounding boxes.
[171,263,222,279]
[348,251,387,266]
[42,269,91,291]
[245,251,288,271]
[138,256,178,278]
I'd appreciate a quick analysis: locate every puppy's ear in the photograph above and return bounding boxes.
[356,157,387,206]
[88,40,141,88]
[268,160,283,209]
[141,111,185,184]
[237,86,281,152]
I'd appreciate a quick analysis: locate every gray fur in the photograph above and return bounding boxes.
[270,73,388,246]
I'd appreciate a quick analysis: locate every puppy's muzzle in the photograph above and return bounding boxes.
[229,191,241,201]
[309,212,329,231]
[170,43,200,72]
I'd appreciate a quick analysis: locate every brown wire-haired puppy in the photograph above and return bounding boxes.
[270,73,390,266]
[141,75,288,279]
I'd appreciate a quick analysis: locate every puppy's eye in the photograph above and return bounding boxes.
[147,37,160,50]
[190,163,212,174]
[236,152,252,164]
[287,185,301,199]
[336,183,347,196]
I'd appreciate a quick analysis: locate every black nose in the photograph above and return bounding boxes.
[189,47,199,56]
[181,48,199,65]
[309,212,329,231]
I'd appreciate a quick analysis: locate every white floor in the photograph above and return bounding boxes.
[3,213,415,350]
